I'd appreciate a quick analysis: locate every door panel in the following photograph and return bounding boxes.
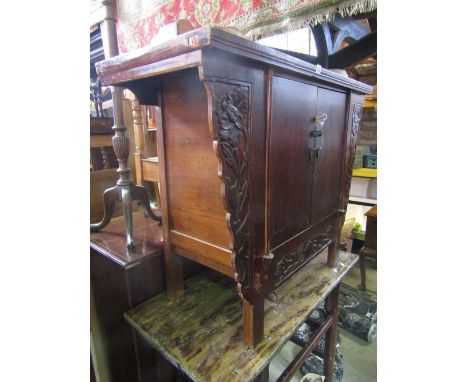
[310,88,347,224]
[269,76,318,249]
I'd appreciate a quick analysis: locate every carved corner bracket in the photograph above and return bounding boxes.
[204,81,251,300]
[342,103,363,210]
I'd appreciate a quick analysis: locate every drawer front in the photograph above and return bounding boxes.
[264,214,338,292]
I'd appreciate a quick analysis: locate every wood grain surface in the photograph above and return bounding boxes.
[125,250,357,382]
[96,26,371,346]
[90,212,164,268]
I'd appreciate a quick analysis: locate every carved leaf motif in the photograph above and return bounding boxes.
[212,85,250,298]
[275,225,335,286]
[219,142,240,175]
[342,103,363,209]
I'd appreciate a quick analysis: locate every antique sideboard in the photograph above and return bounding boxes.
[96,27,372,347]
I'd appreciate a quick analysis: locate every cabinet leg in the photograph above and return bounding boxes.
[324,284,340,382]
[164,244,184,299]
[359,251,367,291]
[327,240,338,267]
[243,298,264,348]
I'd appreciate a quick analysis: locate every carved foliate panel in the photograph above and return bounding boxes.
[205,82,251,299]
[275,224,335,286]
[342,103,363,209]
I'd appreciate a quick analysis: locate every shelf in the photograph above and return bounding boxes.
[352,168,377,178]
[349,196,377,207]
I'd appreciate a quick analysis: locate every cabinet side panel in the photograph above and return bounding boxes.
[310,88,347,224]
[162,70,231,249]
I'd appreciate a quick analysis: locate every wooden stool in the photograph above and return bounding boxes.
[359,205,377,290]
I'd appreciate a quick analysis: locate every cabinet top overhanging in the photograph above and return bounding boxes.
[96,27,372,95]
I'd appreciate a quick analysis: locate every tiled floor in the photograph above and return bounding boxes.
[268,261,377,382]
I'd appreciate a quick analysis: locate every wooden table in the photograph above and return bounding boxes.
[125,250,358,382]
[359,205,377,290]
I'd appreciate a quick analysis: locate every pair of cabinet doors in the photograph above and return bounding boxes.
[268,76,348,251]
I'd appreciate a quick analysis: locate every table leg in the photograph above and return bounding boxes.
[324,283,340,382]
[359,251,367,290]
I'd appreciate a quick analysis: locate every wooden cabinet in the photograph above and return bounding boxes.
[96,27,372,347]
[90,214,168,382]
[90,214,204,381]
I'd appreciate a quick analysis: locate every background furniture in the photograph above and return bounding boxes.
[90,117,119,223]
[358,205,377,290]
[97,27,372,347]
[90,214,168,382]
[131,96,161,207]
[90,213,204,382]
[90,1,137,224]
[90,0,158,250]
[125,250,357,382]
[89,99,137,224]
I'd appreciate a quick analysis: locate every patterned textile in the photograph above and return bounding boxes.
[116,0,376,53]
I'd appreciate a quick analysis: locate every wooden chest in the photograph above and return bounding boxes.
[97,27,372,347]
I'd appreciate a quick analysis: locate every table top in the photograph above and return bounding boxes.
[125,250,358,382]
[90,213,164,268]
[365,205,377,218]
[96,28,372,95]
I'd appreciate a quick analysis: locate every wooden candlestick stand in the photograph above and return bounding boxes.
[90,86,162,250]
[90,1,161,249]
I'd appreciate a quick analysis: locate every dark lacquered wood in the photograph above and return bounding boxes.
[91,214,168,382]
[96,27,371,347]
[269,76,317,248]
[91,212,164,268]
[91,213,205,381]
[310,88,347,224]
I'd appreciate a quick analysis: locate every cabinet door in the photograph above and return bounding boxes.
[269,76,317,249]
[310,87,348,225]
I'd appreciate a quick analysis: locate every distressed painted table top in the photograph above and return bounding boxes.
[125,250,358,382]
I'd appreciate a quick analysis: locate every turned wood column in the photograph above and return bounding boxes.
[132,98,145,186]
[90,0,161,249]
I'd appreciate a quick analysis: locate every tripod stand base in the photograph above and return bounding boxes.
[90,184,162,250]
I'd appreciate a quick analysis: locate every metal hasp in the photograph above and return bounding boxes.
[308,113,328,160]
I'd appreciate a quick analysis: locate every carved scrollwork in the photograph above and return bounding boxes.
[342,103,363,209]
[209,84,251,298]
[275,225,335,286]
